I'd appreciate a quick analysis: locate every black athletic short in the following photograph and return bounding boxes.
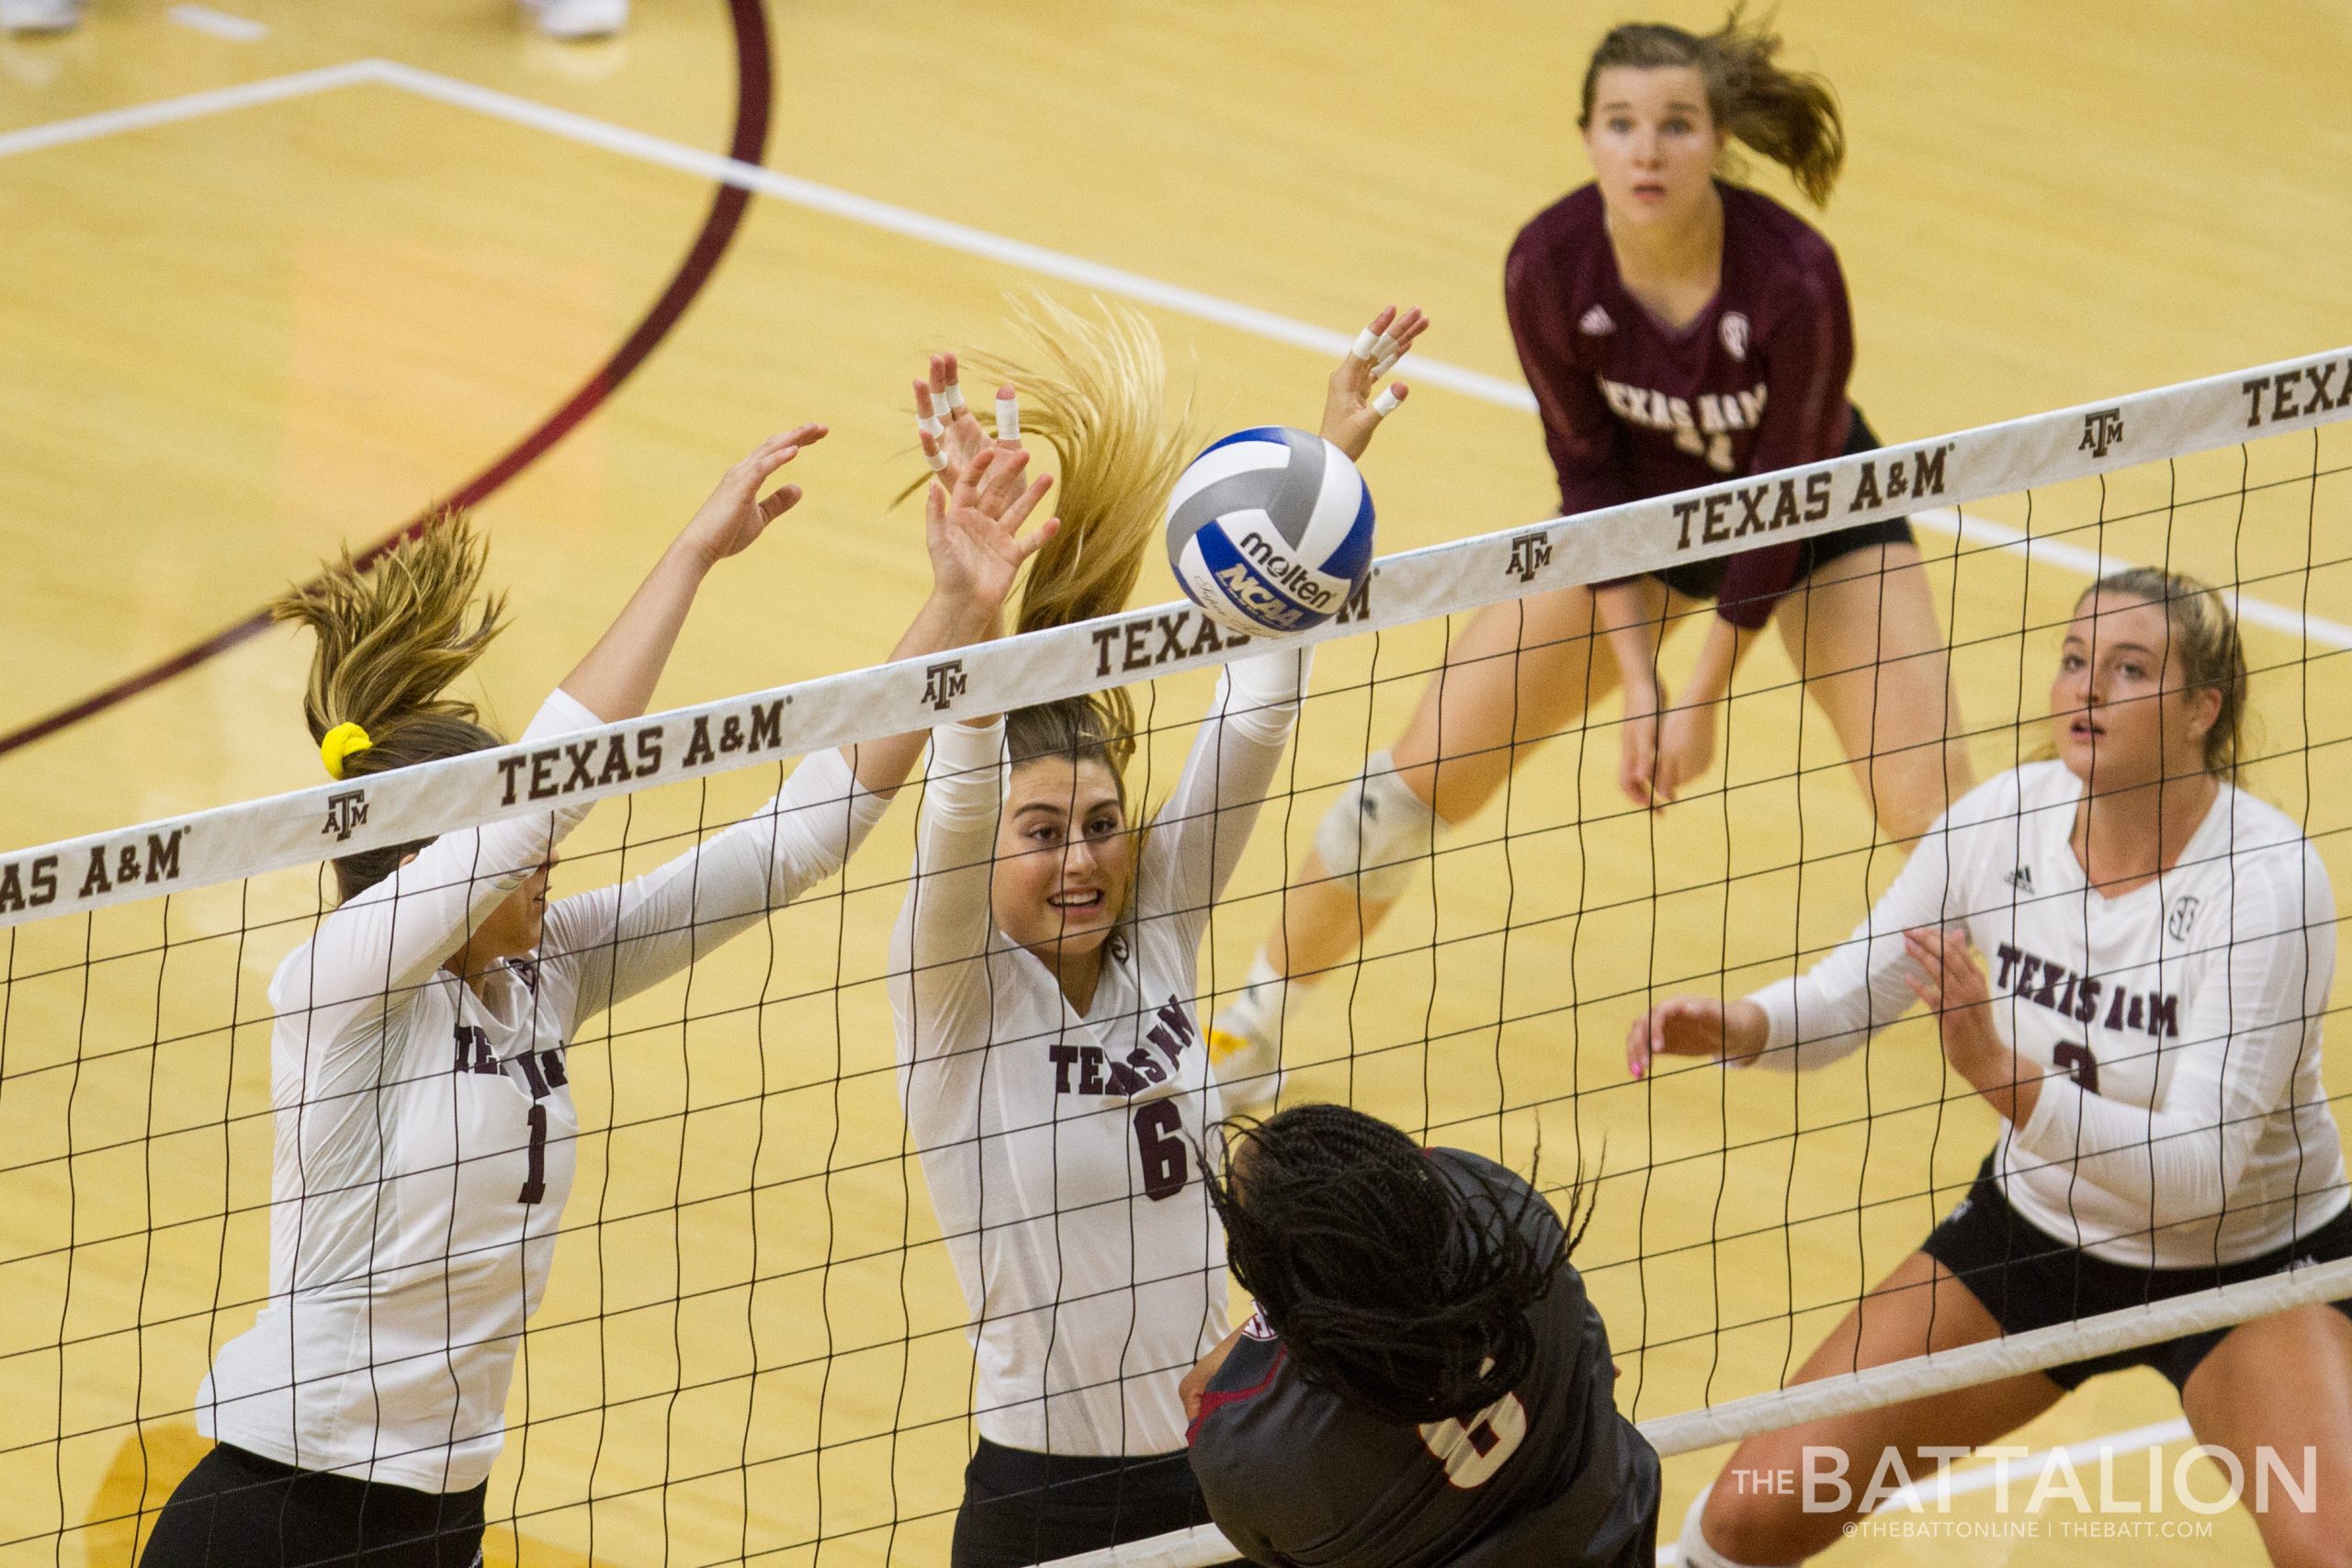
[139,1443,485,1568]
[1921,1153,2352,1393]
[953,1438,1243,1568]
[1649,407,1916,605]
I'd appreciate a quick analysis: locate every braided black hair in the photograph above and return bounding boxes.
[1204,1103,1593,1427]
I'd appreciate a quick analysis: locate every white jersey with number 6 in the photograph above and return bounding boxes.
[1749,761,2343,1269]
[890,653,1304,1459]
[200,691,887,1492]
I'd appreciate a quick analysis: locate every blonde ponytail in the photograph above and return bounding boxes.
[967,296,1192,778]
[270,513,509,897]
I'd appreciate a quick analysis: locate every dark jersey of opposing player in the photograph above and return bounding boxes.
[1505,180,1856,628]
[1186,1150,1660,1567]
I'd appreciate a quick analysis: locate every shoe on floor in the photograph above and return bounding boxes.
[0,0,85,35]
[521,0,627,39]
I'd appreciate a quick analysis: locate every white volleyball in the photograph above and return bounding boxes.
[1165,425,1375,636]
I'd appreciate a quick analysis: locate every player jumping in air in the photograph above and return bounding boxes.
[1634,570,2351,1568]
[141,434,1056,1568]
[1184,1104,1659,1566]
[1212,10,1973,1102]
[888,297,1415,1568]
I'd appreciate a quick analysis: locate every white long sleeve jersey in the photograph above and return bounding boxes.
[200,691,887,1491]
[1750,761,2343,1269]
[890,655,1306,1458]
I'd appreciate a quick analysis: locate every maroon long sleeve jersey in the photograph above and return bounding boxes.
[1505,181,1856,628]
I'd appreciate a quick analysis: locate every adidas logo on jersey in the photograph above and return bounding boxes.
[1578,304,1614,335]
[2005,865,2036,895]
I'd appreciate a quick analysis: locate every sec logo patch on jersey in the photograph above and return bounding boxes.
[2166,895,2201,941]
[1720,310,1751,361]
[1241,1305,1279,1341]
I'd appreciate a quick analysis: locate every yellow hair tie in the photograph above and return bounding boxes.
[321,720,373,780]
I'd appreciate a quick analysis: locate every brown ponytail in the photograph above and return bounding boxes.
[270,514,509,898]
[1578,7,1847,206]
[965,296,1192,788]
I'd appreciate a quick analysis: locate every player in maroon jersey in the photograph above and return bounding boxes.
[1182,1105,1657,1566]
[1210,11,1974,1101]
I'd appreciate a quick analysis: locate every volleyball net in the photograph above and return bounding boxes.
[3,348,2347,1565]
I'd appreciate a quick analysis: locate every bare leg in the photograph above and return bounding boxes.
[1261,580,1632,990]
[1694,1250,2063,1563]
[2179,1304,2352,1567]
[1774,542,1973,844]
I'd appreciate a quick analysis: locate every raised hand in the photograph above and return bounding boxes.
[1902,927,2000,1062]
[1624,994,1767,1078]
[676,424,829,568]
[916,352,1018,486]
[1321,305,1428,461]
[925,445,1057,615]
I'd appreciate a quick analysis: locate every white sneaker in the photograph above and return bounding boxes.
[0,0,85,33]
[520,0,627,39]
[1208,1021,1284,1115]
[1209,954,1292,1113]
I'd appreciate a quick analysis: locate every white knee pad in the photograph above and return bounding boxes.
[1312,752,1441,903]
[1675,1485,1792,1568]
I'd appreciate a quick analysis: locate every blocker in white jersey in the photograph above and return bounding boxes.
[199,690,886,1491]
[1645,568,2352,1568]
[1747,759,2343,1269]
[890,651,1305,1461]
[144,429,1059,1568]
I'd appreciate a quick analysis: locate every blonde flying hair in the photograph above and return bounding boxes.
[966,295,1192,789]
[1578,7,1847,207]
[270,515,509,898]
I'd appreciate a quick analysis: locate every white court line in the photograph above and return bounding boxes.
[0,60,366,160]
[166,4,268,41]
[0,63,2339,1530]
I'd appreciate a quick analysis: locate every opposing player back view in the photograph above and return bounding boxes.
[1184,1106,1658,1567]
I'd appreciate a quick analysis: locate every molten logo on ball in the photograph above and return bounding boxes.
[1166,426,1375,636]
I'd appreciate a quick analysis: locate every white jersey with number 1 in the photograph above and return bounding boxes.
[199,690,888,1492]
[1749,761,2343,1269]
[890,652,1306,1459]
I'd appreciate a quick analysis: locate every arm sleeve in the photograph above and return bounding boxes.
[1137,649,1308,945]
[1505,240,1635,522]
[1712,259,1856,629]
[544,747,889,1028]
[283,689,601,1025]
[2007,853,2337,1229]
[1747,802,1967,1071]
[888,718,1008,1062]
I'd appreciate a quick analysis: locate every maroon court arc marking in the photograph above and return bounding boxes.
[0,0,775,761]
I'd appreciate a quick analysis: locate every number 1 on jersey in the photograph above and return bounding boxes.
[518,1103,548,1205]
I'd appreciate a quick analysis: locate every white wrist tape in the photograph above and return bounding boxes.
[1313,752,1442,901]
[1372,387,1402,417]
[995,393,1020,441]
